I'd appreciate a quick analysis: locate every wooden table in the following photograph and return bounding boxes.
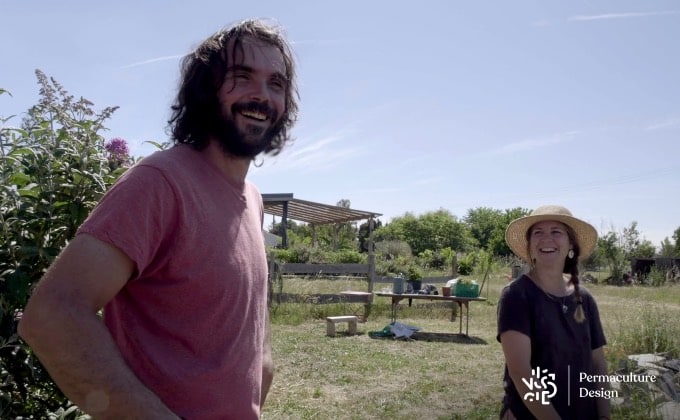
[375,292,487,336]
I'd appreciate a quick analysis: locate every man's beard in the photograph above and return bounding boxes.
[211,102,282,159]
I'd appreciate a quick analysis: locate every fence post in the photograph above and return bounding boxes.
[451,255,458,278]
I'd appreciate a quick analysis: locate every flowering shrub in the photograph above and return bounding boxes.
[0,71,127,418]
[105,137,131,169]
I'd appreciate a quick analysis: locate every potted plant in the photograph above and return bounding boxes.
[454,277,479,297]
[406,265,423,292]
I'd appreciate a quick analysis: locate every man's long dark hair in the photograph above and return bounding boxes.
[168,19,298,155]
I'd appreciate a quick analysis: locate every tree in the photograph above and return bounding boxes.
[659,237,676,257]
[358,218,382,253]
[620,221,656,259]
[376,209,472,255]
[488,207,531,257]
[1,71,126,417]
[674,227,680,257]
[596,231,627,285]
[464,207,502,250]
[329,199,357,251]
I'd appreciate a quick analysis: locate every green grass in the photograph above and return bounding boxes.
[262,273,680,419]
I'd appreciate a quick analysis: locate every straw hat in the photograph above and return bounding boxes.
[505,205,598,263]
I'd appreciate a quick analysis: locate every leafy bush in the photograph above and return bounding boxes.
[1,72,126,418]
[375,240,412,259]
[329,249,365,264]
[457,253,476,275]
[644,266,667,287]
[417,248,453,270]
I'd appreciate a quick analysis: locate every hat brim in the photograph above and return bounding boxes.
[505,214,598,263]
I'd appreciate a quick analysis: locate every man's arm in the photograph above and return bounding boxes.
[18,234,180,419]
[260,309,274,409]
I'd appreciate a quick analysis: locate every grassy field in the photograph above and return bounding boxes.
[262,273,680,419]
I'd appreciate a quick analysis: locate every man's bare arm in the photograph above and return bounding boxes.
[260,309,274,409]
[18,234,180,419]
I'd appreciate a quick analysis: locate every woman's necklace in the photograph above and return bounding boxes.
[530,274,569,314]
[543,289,569,314]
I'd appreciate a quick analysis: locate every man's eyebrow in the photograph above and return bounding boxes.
[226,64,287,81]
[226,64,253,73]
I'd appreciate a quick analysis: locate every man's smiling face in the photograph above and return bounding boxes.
[213,37,287,158]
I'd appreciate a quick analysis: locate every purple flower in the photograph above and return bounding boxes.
[105,137,131,166]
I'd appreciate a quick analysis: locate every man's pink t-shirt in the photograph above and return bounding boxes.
[78,145,268,419]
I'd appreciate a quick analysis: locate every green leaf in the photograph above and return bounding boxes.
[18,183,40,198]
[53,201,69,209]
[144,140,170,150]
[9,172,31,187]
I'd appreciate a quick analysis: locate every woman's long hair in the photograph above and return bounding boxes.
[168,19,299,155]
[563,226,586,323]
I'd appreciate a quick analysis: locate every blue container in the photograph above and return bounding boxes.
[392,277,405,294]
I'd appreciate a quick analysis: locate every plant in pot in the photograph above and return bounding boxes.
[406,265,423,293]
[454,277,480,297]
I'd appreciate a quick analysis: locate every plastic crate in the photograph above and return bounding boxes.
[454,282,480,297]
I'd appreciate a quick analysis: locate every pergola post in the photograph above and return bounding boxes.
[281,201,289,248]
[366,217,376,319]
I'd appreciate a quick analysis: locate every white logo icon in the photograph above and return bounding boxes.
[522,366,557,405]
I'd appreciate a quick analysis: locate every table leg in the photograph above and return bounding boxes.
[390,298,398,323]
[458,302,463,334]
[463,302,470,336]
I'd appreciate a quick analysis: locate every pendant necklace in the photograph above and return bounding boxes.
[541,289,568,314]
[531,275,569,314]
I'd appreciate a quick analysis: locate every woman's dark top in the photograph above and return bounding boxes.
[496,275,606,419]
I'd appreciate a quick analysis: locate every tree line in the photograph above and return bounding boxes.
[268,200,680,281]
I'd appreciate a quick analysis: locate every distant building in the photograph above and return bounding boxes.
[263,230,282,248]
[631,257,680,277]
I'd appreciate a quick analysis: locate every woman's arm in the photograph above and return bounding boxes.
[500,330,561,420]
[591,346,611,419]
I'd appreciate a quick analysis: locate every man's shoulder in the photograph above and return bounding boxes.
[136,145,194,168]
[128,145,208,184]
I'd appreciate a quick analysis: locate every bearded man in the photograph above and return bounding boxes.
[19,19,298,420]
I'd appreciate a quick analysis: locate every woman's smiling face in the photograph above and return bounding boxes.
[528,220,573,264]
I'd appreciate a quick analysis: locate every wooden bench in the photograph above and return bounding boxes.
[326,315,358,337]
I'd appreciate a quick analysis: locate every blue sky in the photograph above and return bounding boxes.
[2,1,679,248]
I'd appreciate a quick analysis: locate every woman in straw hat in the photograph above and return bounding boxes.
[497,205,610,420]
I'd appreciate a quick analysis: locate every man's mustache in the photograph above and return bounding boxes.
[232,102,278,121]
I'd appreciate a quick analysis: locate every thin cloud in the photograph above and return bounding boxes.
[256,134,363,174]
[647,117,680,131]
[492,131,579,155]
[568,10,680,22]
[120,54,184,69]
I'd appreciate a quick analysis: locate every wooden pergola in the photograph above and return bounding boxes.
[261,193,381,249]
[262,193,382,306]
